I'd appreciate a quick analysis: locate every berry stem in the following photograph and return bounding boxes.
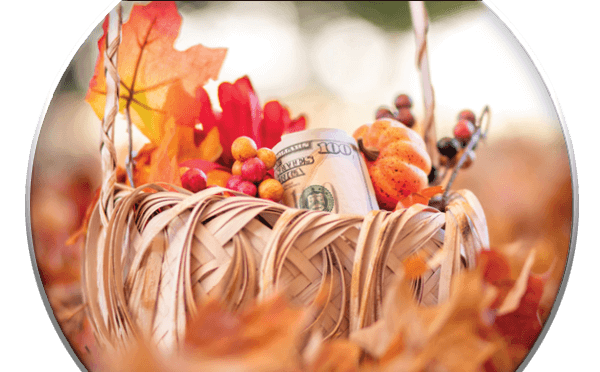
[441,106,491,205]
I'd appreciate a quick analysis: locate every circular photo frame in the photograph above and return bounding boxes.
[25,1,579,371]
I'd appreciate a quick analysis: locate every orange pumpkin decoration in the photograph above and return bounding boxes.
[353,118,432,210]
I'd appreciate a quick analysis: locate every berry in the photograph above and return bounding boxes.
[454,119,475,145]
[231,136,258,162]
[258,179,284,202]
[241,158,267,183]
[232,160,243,176]
[235,180,258,197]
[226,175,244,190]
[375,107,394,120]
[397,108,415,127]
[257,148,277,170]
[458,109,476,124]
[395,94,412,109]
[181,168,207,193]
[437,137,461,159]
[428,166,437,184]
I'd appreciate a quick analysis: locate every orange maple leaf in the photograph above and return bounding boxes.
[86,2,227,145]
[396,185,444,210]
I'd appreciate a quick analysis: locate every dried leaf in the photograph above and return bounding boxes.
[86,2,227,144]
[496,249,536,315]
[307,339,362,372]
[376,271,501,372]
[147,118,182,186]
[185,295,305,370]
[494,268,549,361]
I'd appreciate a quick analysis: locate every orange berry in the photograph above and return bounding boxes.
[231,136,257,162]
[232,160,243,176]
[257,148,277,170]
[258,179,284,202]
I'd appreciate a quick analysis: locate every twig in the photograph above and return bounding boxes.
[441,106,491,205]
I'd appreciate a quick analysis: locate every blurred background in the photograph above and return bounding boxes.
[29,1,572,366]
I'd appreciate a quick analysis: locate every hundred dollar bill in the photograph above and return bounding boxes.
[272,128,379,215]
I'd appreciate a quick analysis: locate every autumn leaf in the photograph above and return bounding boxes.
[185,296,306,371]
[478,248,552,369]
[193,76,306,167]
[374,272,501,372]
[147,117,182,186]
[260,100,306,149]
[305,338,362,372]
[395,186,444,210]
[86,1,227,144]
[352,253,533,372]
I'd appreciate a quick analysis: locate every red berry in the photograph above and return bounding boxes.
[457,110,476,124]
[397,108,415,127]
[454,119,475,145]
[234,180,257,197]
[241,158,267,183]
[264,169,275,179]
[226,175,244,190]
[181,168,207,193]
[376,107,394,120]
[395,94,412,109]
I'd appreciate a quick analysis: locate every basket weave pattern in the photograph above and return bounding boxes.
[84,184,488,352]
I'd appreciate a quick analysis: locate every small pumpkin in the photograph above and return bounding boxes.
[353,118,431,210]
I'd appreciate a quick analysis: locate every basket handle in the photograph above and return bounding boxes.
[409,2,439,170]
[99,5,122,227]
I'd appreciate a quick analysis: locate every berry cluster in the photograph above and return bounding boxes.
[375,94,415,128]
[226,136,284,202]
[436,109,477,170]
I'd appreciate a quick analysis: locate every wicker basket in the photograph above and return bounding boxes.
[82,4,489,354]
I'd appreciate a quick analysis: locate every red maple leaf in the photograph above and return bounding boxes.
[194,76,306,167]
[480,249,549,366]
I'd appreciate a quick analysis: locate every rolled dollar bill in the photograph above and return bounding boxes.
[272,128,379,215]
